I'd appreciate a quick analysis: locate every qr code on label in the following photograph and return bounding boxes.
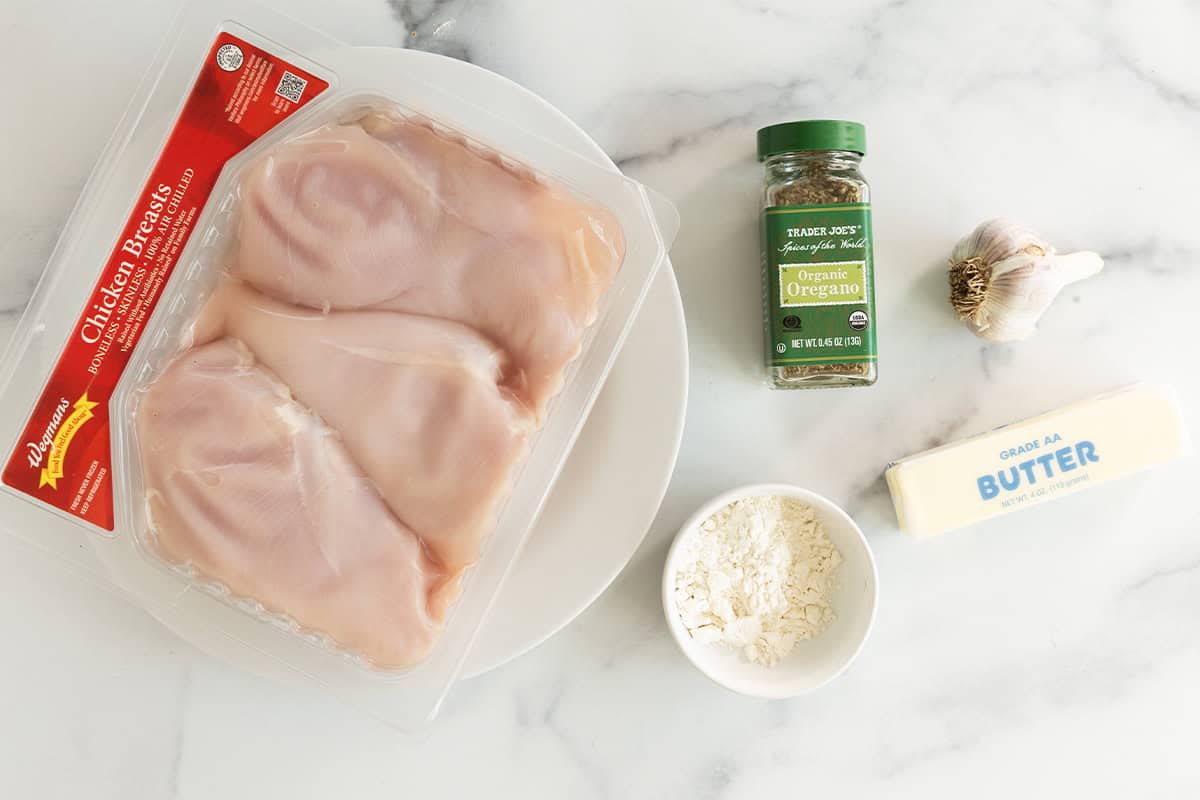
[275,71,307,103]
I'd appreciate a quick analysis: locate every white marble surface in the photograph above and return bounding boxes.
[2,0,1199,796]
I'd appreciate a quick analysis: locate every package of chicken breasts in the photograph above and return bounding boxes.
[0,0,677,726]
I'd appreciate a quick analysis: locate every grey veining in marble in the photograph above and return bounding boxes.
[1,0,1198,797]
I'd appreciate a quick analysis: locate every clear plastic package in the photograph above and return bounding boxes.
[0,1,677,726]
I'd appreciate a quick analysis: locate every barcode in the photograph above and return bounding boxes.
[275,71,307,103]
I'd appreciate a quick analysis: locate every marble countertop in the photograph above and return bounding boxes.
[2,0,1198,797]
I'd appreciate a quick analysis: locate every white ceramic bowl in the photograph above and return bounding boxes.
[662,484,878,698]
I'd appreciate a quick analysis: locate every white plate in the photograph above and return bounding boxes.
[142,48,688,680]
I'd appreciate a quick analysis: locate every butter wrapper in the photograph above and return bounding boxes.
[885,384,1191,538]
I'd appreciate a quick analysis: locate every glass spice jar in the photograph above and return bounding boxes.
[758,120,878,389]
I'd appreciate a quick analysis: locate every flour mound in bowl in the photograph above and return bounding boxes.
[673,496,842,666]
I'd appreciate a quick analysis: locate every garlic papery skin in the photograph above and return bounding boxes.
[948,219,1103,343]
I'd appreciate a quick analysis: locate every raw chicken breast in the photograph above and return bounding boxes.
[195,279,534,573]
[136,339,447,668]
[232,116,625,415]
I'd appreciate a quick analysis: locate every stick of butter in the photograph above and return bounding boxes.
[886,384,1191,538]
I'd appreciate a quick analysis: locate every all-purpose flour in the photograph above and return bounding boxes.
[673,495,842,666]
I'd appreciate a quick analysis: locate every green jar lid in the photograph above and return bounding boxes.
[757,119,866,160]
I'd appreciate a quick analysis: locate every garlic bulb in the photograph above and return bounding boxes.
[948,219,1103,343]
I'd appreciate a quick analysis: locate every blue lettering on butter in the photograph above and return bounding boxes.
[1035,452,1055,478]
[998,468,1020,491]
[977,439,1099,500]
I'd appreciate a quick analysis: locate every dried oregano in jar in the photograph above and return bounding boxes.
[759,120,877,389]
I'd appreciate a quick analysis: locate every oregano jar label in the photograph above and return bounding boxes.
[762,203,877,368]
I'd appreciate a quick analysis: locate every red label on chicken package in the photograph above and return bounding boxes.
[2,33,329,530]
